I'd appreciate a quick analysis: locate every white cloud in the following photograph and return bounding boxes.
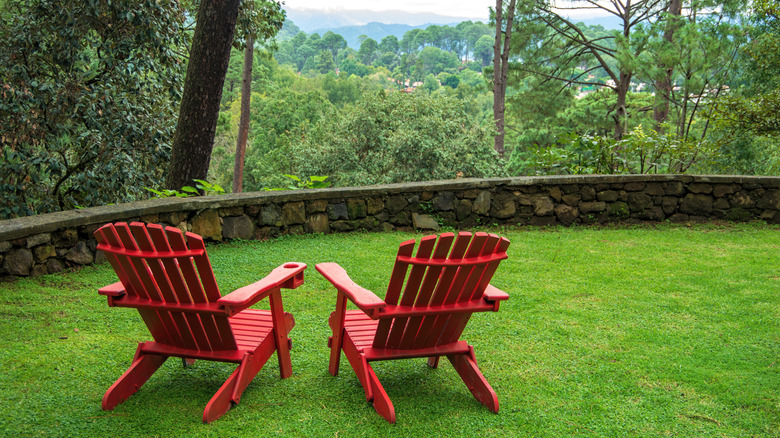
[283,0,494,19]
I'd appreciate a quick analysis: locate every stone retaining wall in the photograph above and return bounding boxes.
[2,175,779,278]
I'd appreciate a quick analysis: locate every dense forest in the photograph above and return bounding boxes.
[1,0,778,219]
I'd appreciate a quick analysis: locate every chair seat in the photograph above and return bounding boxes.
[343,310,379,350]
[230,309,275,352]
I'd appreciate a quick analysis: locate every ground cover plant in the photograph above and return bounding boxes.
[0,224,777,437]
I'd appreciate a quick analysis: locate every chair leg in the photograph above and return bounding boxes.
[427,356,440,368]
[448,348,499,413]
[102,344,166,411]
[367,365,396,423]
[202,351,266,423]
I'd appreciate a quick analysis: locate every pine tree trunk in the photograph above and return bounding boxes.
[233,36,254,193]
[653,0,683,132]
[165,0,240,190]
[493,0,516,159]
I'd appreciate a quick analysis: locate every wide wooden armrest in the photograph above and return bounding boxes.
[315,262,386,311]
[218,262,306,312]
[483,284,508,311]
[98,282,126,297]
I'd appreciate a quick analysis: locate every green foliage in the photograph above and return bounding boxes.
[290,91,505,186]
[0,0,186,218]
[145,179,225,198]
[266,174,330,190]
[517,125,714,175]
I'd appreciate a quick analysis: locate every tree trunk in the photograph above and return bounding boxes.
[233,36,254,193]
[493,0,517,159]
[614,71,632,139]
[653,0,683,132]
[165,0,240,190]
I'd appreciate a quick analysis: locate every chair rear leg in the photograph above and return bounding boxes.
[102,344,167,411]
[367,365,396,423]
[448,349,499,413]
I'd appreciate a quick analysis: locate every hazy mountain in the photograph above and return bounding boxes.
[313,22,462,50]
[285,7,484,33]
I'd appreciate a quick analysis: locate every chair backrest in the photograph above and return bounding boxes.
[374,232,509,350]
[95,222,237,351]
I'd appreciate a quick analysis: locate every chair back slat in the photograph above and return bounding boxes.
[397,233,455,349]
[96,223,178,345]
[376,232,510,351]
[373,240,415,347]
[96,222,237,352]
[383,235,437,347]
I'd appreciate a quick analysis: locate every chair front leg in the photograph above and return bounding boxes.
[269,290,293,378]
[328,293,348,376]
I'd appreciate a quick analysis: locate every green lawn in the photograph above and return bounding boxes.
[1,224,778,437]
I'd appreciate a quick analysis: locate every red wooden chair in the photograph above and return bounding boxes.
[317,231,510,423]
[94,222,305,423]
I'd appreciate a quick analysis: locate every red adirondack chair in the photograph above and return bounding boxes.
[94,222,305,423]
[317,231,510,423]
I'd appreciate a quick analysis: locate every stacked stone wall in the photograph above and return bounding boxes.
[2,175,779,278]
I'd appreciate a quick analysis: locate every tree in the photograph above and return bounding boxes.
[291,92,504,186]
[379,35,400,54]
[166,0,241,190]
[492,0,517,158]
[358,37,379,65]
[0,0,186,218]
[474,34,494,66]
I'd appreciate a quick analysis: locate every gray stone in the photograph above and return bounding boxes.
[33,245,56,262]
[713,198,730,210]
[628,193,653,212]
[668,213,690,223]
[562,193,581,206]
[347,199,367,219]
[597,190,620,202]
[665,181,685,196]
[456,199,472,221]
[645,183,664,196]
[306,199,328,214]
[624,182,646,192]
[3,248,33,276]
[366,197,384,215]
[327,203,349,220]
[608,202,630,218]
[472,191,491,215]
[729,192,755,208]
[222,216,255,240]
[26,233,51,248]
[713,184,735,198]
[385,195,408,214]
[580,201,606,213]
[533,197,555,217]
[555,204,579,226]
[757,189,780,210]
[191,210,222,241]
[0,241,11,253]
[307,214,330,234]
[46,258,66,274]
[53,229,78,248]
[390,212,411,226]
[491,195,517,219]
[330,221,354,232]
[283,201,306,225]
[261,204,283,226]
[549,187,563,202]
[413,213,441,231]
[431,191,455,211]
[680,194,713,215]
[66,241,94,265]
[688,183,713,194]
[580,186,596,201]
[218,207,244,217]
[662,197,678,214]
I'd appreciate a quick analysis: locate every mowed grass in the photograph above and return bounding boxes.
[0,223,777,437]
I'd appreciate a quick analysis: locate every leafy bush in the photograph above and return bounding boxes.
[290,91,505,186]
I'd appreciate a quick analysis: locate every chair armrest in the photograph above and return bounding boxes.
[218,262,306,313]
[483,284,509,311]
[315,262,386,311]
[98,282,126,297]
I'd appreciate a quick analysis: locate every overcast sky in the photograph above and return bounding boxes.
[283,1,613,20]
[283,1,494,20]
